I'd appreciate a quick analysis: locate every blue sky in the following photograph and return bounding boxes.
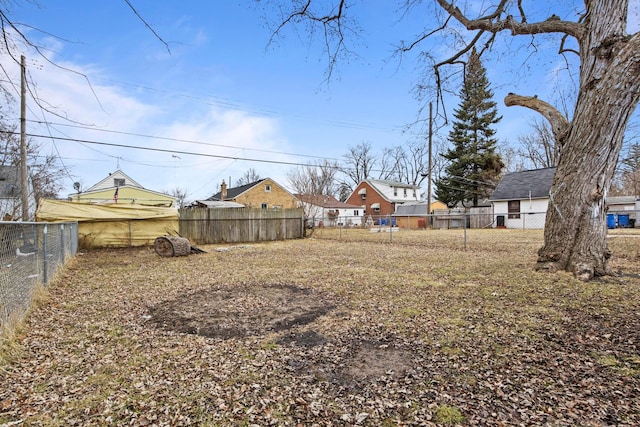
[3,1,639,201]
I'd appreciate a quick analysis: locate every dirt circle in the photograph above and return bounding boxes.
[147,283,418,387]
[147,283,336,339]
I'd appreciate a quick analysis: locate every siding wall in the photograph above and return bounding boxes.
[70,187,176,206]
[493,198,549,229]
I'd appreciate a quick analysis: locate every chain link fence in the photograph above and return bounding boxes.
[312,211,640,249]
[1,221,78,331]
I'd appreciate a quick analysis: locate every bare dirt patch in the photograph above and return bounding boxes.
[148,283,417,389]
[147,283,336,339]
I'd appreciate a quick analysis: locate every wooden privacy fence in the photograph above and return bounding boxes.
[179,208,304,244]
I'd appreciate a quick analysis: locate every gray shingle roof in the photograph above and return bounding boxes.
[207,179,267,201]
[489,167,556,201]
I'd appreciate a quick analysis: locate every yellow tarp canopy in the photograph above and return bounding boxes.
[36,199,179,248]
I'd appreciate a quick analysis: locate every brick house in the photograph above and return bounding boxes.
[206,178,299,209]
[345,179,421,218]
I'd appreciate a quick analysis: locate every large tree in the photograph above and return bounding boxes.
[434,48,503,207]
[269,1,640,281]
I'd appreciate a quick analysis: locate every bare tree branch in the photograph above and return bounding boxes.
[122,0,170,53]
[267,0,358,82]
[435,0,585,39]
[504,93,570,145]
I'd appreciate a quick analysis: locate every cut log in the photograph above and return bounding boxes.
[154,236,191,257]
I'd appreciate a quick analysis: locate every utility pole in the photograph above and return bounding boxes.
[427,102,433,227]
[20,55,29,221]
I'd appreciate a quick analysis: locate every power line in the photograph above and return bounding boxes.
[27,119,343,162]
[7,131,343,169]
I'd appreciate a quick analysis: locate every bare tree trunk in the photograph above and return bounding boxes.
[535,2,640,280]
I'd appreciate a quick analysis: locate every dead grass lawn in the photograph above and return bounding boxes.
[1,231,639,426]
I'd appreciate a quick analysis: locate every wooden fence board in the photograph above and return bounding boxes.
[179,208,304,244]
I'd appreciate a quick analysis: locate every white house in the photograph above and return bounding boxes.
[489,167,555,229]
[490,167,639,229]
[296,194,364,227]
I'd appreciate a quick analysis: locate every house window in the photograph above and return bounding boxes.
[261,203,268,209]
[403,188,407,197]
[114,178,125,187]
[265,184,271,192]
[508,200,521,219]
[412,189,416,198]
[361,194,366,200]
[393,188,398,196]
[353,210,359,216]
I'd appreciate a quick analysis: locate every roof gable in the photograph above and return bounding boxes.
[348,179,420,203]
[85,170,143,192]
[490,167,556,201]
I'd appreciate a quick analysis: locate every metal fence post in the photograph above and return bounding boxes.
[463,212,467,250]
[60,223,65,263]
[43,223,48,285]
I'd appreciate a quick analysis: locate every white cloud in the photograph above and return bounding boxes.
[3,46,292,201]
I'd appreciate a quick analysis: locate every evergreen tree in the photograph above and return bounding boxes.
[435,48,504,207]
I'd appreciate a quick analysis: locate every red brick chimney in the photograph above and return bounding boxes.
[221,180,227,201]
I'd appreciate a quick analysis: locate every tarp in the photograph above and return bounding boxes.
[36,199,179,248]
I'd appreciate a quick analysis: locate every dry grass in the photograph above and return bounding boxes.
[0,284,49,371]
[1,231,639,426]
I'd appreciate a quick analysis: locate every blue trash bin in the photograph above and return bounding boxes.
[618,214,630,228]
[607,213,616,229]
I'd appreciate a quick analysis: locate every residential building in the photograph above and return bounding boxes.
[68,169,176,207]
[206,178,299,209]
[296,194,363,227]
[345,179,421,218]
[489,167,555,229]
